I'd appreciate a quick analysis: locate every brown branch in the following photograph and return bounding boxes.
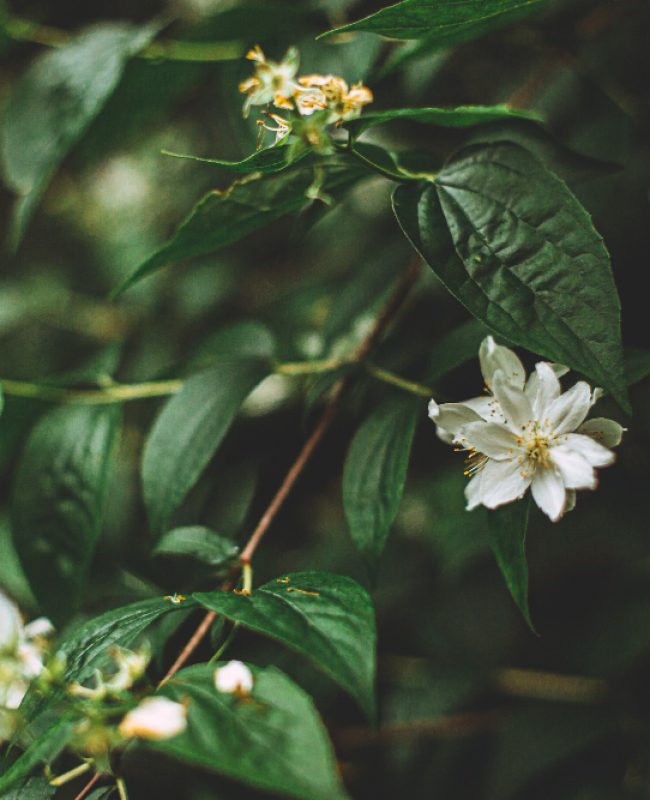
[336,711,500,750]
[157,259,421,685]
[73,772,102,800]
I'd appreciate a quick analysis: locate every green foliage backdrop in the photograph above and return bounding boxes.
[1,0,650,798]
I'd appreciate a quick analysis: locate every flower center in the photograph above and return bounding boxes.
[517,421,554,468]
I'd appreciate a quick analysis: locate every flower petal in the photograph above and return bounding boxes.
[428,399,483,438]
[465,471,484,510]
[479,336,526,390]
[461,421,517,460]
[562,433,616,468]
[525,362,561,418]
[462,395,506,424]
[545,381,592,434]
[478,458,531,509]
[577,418,625,449]
[550,445,596,489]
[492,370,533,433]
[531,467,567,521]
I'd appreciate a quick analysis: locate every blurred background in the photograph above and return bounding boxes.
[2,0,650,797]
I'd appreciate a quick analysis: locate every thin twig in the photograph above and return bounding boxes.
[73,771,102,800]
[336,710,500,750]
[157,260,421,685]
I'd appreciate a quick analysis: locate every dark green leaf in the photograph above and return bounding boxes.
[424,318,490,383]
[624,347,650,388]
[0,717,75,794]
[0,775,56,799]
[143,359,268,535]
[1,22,157,247]
[486,496,535,632]
[154,663,348,800]
[343,395,420,570]
[161,143,307,174]
[344,105,542,140]
[321,0,546,41]
[152,526,238,567]
[57,596,197,685]
[195,570,376,719]
[11,405,121,624]
[112,164,366,297]
[190,320,276,369]
[393,143,628,410]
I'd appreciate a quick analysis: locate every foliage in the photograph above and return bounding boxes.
[1,0,649,798]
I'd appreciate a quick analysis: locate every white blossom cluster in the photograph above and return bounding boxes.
[0,591,53,742]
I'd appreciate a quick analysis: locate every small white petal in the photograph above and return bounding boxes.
[119,697,187,741]
[214,660,254,695]
[460,422,516,460]
[577,418,625,449]
[0,592,21,654]
[5,680,28,710]
[428,399,483,439]
[478,459,532,509]
[465,471,484,510]
[550,445,596,490]
[492,370,534,433]
[22,618,54,640]
[531,468,567,521]
[462,395,506,424]
[545,381,592,434]
[562,433,615,468]
[479,336,526,390]
[525,362,561,418]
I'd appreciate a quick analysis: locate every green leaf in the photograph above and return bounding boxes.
[161,143,307,174]
[0,775,56,799]
[154,663,348,800]
[624,347,650,388]
[11,405,121,624]
[424,318,490,383]
[112,163,366,297]
[321,0,546,41]
[142,359,268,535]
[343,395,420,571]
[152,526,238,567]
[194,570,376,719]
[190,320,276,368]
[392,143,628,410]
[1,22,157,247]
[55,596,197,684]
[0,717,75,794]
[486,497,535,632]
[344,104,542,140]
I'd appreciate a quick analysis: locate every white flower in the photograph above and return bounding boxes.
[429,336,624,522]
[214,660,254,695]
[0,593,54,742]
[239,45,300,117]
[0,592,21,654]
[118,696,187,741]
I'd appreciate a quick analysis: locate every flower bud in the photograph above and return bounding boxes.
[118,696,187,741]
[214,660,254,696]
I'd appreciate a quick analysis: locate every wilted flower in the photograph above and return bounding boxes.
[298,74,373,122]
[69,645,150,700]
[119,696,187,741]
[214,660,254,696]
[429,336,624,522]
[239,45,300,117]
